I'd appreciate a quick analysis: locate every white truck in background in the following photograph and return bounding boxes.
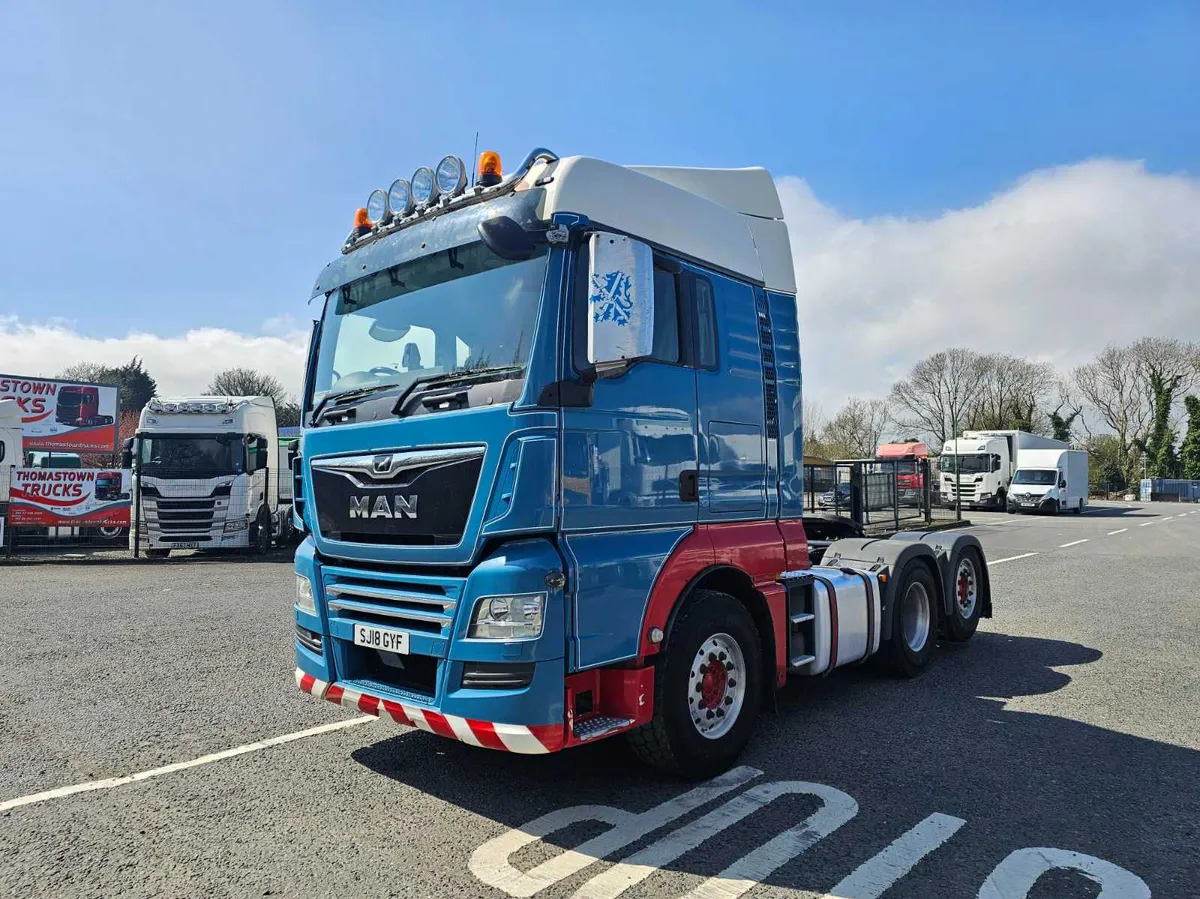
[941,429,1068,510]
[1008,449,1089,515]
[0,399,21,533]
[127,396,293,558]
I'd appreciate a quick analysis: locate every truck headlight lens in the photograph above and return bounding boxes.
[224,519,248,533]
[469,593,545,640]
[435,155,466,197]
[366,188,389,225]
[295,575,316,615]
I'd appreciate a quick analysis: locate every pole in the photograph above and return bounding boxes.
[953,412,962,521]
[132,441,141,559]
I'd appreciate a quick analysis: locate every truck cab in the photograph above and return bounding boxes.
[129,396,290,557]
[292,149,992,776]
[940,435,1008,509]
[55,385,113,428]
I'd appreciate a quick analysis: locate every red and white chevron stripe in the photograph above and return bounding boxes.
[295,668,563,754]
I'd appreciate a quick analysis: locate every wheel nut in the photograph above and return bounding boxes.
[695,683,703,693]
[718,651,727,662]
[728,679,736,688]
[706,710,715,719]
[724,696,733,705]
[716,709,725,718]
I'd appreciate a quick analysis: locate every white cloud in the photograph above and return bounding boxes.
[4,159,1198,413]
[782,159,1200,409]
[0,316,309,399]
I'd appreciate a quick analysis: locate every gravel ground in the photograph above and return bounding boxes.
[1,501,1197,898]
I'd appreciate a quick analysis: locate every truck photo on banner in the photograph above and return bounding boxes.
[0,374,120,453]
[7,468,132,527]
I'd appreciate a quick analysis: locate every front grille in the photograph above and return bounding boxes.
[149,498,217,532]
[323,565,466,699]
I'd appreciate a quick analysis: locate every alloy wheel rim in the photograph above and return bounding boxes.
[688,633,746,740]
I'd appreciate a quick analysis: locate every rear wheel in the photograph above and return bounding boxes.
[879,563,938,677]
[945,548,983,642]
[628,590,762,779]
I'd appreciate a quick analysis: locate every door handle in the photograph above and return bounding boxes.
[679,469,699,502]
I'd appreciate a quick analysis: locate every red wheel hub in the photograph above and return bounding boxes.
[958,573,970,605]
[700,661,727,710]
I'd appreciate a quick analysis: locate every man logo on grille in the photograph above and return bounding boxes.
[372,454,393,476]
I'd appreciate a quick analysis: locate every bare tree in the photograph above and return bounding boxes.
[821,398,891,458]
[889,349,988,448]
[967,354,1056,433]
[1072,338,1200,485]
[206,367,288,407]
[58,362,112,384]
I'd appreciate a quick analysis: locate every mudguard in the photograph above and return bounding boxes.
[886,531,992,623]
[820,535,946,642]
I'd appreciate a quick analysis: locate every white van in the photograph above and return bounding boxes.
[1007,449,1089,515]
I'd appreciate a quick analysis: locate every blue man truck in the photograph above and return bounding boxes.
[292,149,992,777]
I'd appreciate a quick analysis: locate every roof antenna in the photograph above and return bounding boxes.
[470,131,479,187]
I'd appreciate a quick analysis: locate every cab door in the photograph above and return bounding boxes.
[560,244,698,531]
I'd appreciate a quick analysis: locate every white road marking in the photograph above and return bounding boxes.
[1059,539,1089,548]
[1139,521,1155,526]
[818,813,966,899]
[988,552,1038,565]
[576,781,857,899]
[978,847,1150,898]
[1106,529,1127,535]
[0,716,376,813]
[470,766,760,898]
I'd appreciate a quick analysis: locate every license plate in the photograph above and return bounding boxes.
[353,624,409,654]
[1021,502,1036,507]
[170,542,202,549]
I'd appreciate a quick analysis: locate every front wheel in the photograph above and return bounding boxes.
[628,590,762,779]
[879,563,938,677]
[250,510,272,556]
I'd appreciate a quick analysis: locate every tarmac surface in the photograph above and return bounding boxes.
[1,501,1197,898]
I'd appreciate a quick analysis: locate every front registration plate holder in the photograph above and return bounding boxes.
[353,624,410,654]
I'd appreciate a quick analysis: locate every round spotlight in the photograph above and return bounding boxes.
[411,167,437,205]
[366,189,389,226]
[435,155,467,197]
[388,178,413,217]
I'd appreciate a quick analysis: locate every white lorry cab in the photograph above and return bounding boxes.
[127,396,292,557]
[941,429,1067,510]
[0,398,21,515]
[1008,448,1089,515]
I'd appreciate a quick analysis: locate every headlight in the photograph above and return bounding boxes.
[295,575,316,615]
[468,593,545,640]
[224,520,248,532]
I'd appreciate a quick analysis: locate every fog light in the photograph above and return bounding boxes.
[295,575,316,615]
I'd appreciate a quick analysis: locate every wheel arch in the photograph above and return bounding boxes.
[660,565,778,703]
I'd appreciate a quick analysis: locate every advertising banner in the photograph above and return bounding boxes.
[7,468,131,527]
[0,375,120,453]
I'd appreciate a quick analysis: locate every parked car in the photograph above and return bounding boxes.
[818,483,852,510]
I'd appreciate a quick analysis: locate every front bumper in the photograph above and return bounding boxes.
[295,668,563,754]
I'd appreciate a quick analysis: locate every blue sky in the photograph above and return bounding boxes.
[1,0,1197,344]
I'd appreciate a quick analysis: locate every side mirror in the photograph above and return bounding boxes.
[478,215,536,261]
[586,233,654,372]
[1059,478,1067,488]
[121,438,134,469]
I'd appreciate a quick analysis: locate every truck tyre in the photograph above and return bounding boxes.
[945,547,983,642]
[250,509,272,556]
[145,548,170,559]
[627,590,762,779]
[879,563,938,677]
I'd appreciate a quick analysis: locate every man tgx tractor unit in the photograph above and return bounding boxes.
[292,149,993,776]
[128,396,292,558]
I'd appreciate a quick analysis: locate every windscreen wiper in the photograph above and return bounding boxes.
[390,366,525,416]
[309,382,400,426]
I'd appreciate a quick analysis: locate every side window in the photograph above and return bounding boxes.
[693,275,717,369]
[651,268,680,363]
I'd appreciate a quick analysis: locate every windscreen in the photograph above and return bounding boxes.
[942,453,993,474]
[138,435,243,476]
[1012,469,1058,486]
[312,242,548,401]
